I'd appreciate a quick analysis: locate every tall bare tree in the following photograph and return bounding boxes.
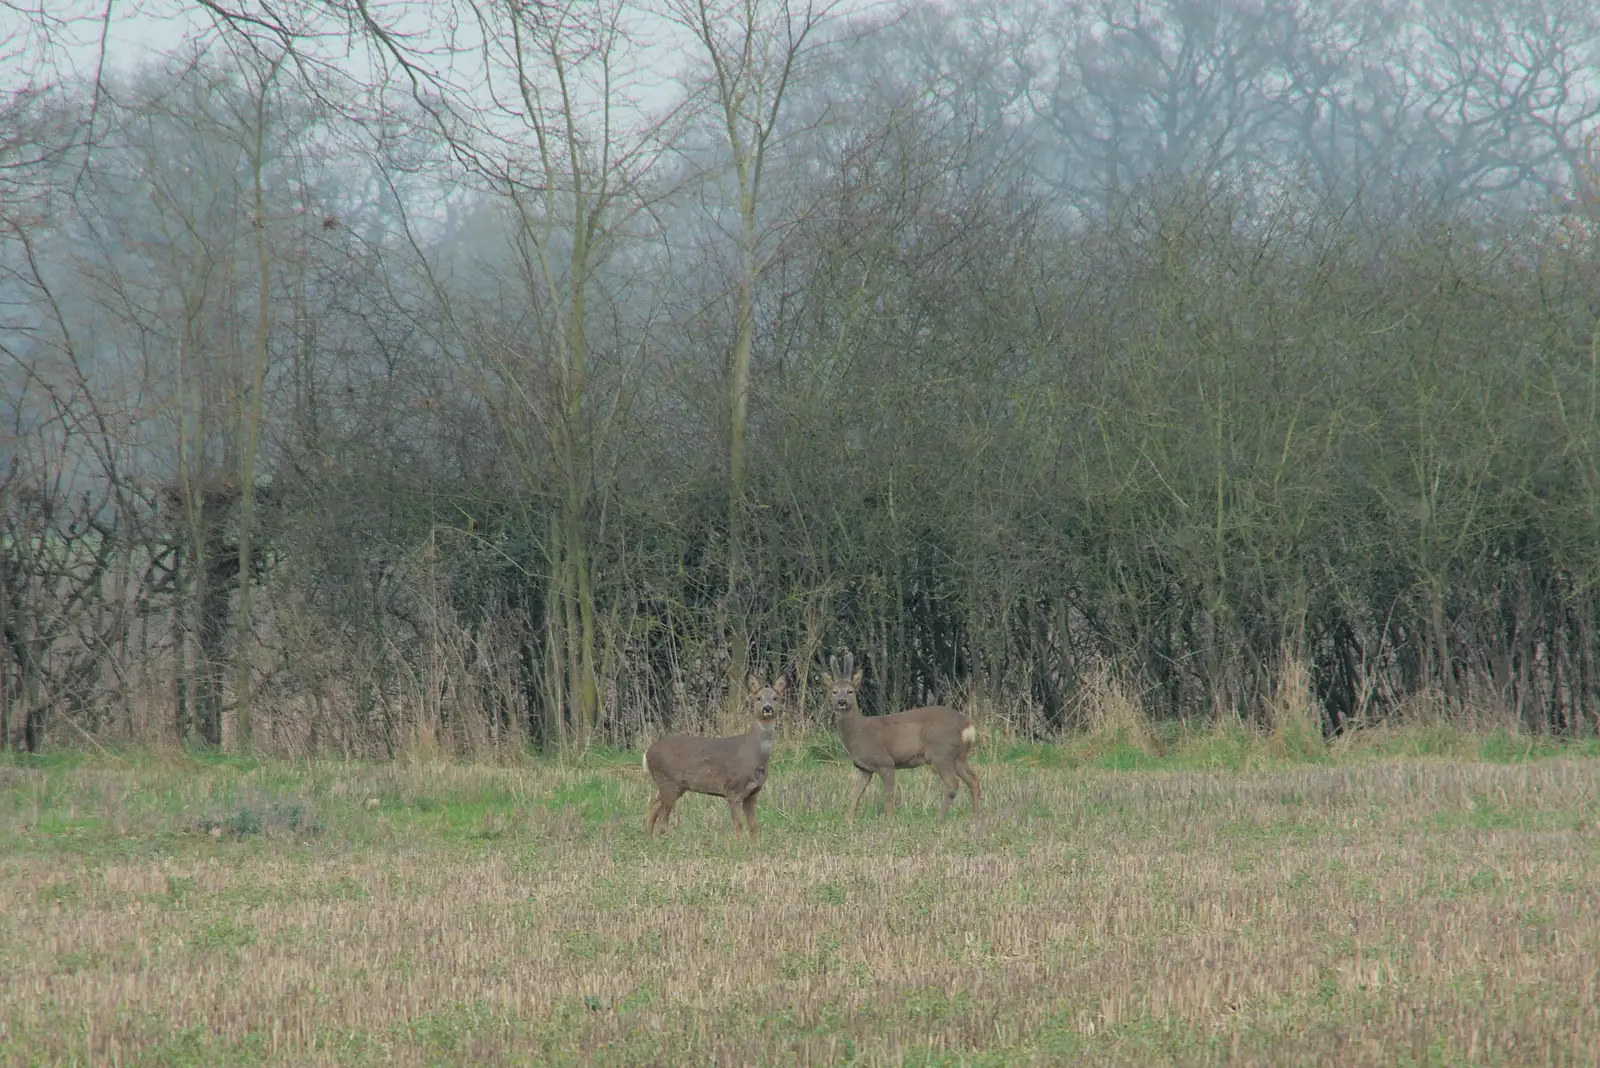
[663,0,841,701]
[375,0,679,746]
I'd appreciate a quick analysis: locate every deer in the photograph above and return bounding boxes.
[824,651,980,824]
[643,675,788,842]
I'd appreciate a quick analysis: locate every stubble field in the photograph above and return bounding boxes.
[2,735,1599,1066]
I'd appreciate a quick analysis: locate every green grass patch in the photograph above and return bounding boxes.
[0,751,87,774]
[402,999,518,1058]
[195,917,258,951]
[541,775,624,824]
[132,1024,270,1068]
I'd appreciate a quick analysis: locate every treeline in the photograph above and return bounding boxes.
[3,0,1600,754]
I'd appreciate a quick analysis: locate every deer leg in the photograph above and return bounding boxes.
[956,758,981,815]
[880,767,896,819]
[652,787,681,836]
[936,764,962,819]
[645,795,661,836]
[727,795,746,837]
[742,792,760,843]
[845,767,873,825]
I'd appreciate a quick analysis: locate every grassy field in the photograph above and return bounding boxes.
[3,729,1600,1066]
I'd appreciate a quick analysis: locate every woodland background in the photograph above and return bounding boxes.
[4,0,1600,754]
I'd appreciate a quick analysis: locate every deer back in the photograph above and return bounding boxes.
[865,704,970,765]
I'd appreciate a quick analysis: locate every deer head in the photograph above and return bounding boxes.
[746,674,788,725]
[823,652,863,717]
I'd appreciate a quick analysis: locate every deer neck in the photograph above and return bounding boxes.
[836,701,868,740]
[748,718,776,760]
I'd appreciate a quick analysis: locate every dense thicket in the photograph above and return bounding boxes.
[616,184,1600,740]
[5,0,1600,753]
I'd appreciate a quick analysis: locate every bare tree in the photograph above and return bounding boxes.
[0,207,145,751]
[1397,0,1600,208]
[372,0,681,746]
[663,0,843,701]
[38,50,335,748]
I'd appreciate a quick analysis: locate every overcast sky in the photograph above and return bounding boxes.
[2,0,704,118]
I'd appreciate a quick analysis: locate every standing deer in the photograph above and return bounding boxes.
[824,651,980,824]
[643,675,788,842]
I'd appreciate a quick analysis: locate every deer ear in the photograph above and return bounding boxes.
[746,674,761,694]
[851,669,863,688]
[773,676,789,696]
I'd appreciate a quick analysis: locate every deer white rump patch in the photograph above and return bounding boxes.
[961,724,977,746]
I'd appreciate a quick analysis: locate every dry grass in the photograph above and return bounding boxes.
[1264,653,1327,762]
[2,744,1600,1066]
[1076,660,1157,757]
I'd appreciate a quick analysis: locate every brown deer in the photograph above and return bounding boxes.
[643,675,788,841]
[824,651,980,824]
